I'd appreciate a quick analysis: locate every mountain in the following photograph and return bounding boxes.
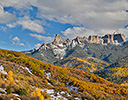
[1,49,128,99]
[23,32,128,68]
[88,31,126,44]
[95,56,128,84]
[55,57,109,72]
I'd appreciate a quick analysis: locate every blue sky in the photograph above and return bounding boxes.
[0,0,128,51]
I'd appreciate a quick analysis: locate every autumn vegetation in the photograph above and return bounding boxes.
[0,49,128,99]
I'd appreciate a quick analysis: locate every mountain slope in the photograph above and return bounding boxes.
[1,49,128,99]
[95,56,128,84]
[55,57,109,72]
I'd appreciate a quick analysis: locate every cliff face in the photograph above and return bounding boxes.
[53,34,62,45]
[113,34,126,43]
[88,36,102,44]
[88,33,126,44]
[52,32,126,46]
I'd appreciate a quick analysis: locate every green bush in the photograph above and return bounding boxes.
[6,86,11,94]
[18,88,27,95]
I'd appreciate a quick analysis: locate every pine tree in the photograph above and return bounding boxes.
[6,86,11,94]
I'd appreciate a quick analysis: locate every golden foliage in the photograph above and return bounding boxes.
[7,70,13,82]
[31,88,44,100]
[1,49,128,99]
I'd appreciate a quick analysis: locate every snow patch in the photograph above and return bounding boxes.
[40,88,68,100]
[20,66,34,75]
[40,89,54,94]
[25,67,33,75]
[74,97,80,100]
[60,91,65,95]
[13,93,19,96]
[0,64,7,75]
[17,98,21,100]
[31,86,69,100]
[53,48,66,59]
[0,87,6,94]
[58,44,64,47]
[45,72,51,79]
[66,83,78,91]
[47,83,54,87]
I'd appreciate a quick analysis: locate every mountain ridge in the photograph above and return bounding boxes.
[23,32,128,66]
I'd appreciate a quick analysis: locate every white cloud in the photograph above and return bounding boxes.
[35,43,42,48]
[1,0,128,37]
[26,41,31,47]
[19,43,25,46]
[6,23,17,28]
[119,28,128,38]
[1,41,7,44]
[62,27,128,39]
[11,36,25,46]
[0,6,15,23]
[0,26,7,31]
[7,16,45,33]
[0,0,36,9]
[12,37,20,42]
[61,27,95,39]
[30,33,54,42]
[34,0,128,36]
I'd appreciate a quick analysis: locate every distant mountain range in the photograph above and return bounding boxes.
[23,32,128,66]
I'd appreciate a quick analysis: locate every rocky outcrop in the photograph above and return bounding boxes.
[40,43,49,50]
[114,34,126,43]
[63,38,71,47]
[88,32,126,44]
[102,34,113,43]
[53,34,62,45]
[52,32,126,47]
[88,36,101,43]
[75,36,85,44]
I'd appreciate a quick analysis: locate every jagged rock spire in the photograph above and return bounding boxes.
[88,32,126,44]
[53,34,61,45]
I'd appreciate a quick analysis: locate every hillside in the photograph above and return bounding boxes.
[1,49,128,99]
[95,56,128,84]
[55,57,109,72]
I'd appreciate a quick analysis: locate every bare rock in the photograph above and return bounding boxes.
[89,32,126,44]
[53,34,61,45]
[114,33,126,43]
[88,36,101,43]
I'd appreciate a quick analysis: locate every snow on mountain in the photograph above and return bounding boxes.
[24,32,128,64]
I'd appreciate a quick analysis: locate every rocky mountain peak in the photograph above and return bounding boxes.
[88,32,126,44]
[53,34,61,45]
[51,32,126,47]
[88,35,102,44]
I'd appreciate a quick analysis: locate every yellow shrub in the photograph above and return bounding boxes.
[7,70,13,82]
[31,88,44,100]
